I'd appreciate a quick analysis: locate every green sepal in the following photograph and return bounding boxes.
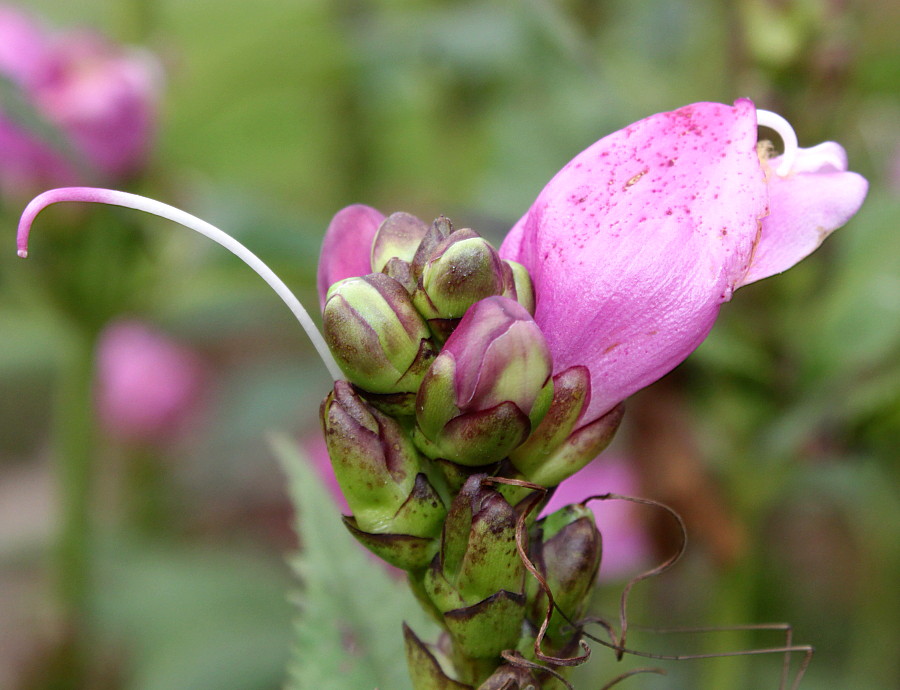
[389,473,448,538]
[362,389,418,418]
[426,477,524,611]
[437,402,533,467]
[443,590,526,660]
[526,404,624,488]
[404,623,473,690]
[509,366,591,478]
[342,516,440,570]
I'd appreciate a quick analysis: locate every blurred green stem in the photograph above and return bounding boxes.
[54,331,98,637]
[699,563,754,690]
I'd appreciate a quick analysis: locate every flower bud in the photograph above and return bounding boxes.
[424,475,526,660]
[526,504,602,648]
[415,229,507,320]
[509,366,623,486]
[321,381,446,569]
[323,273,436,398]
[371,211,429,273]
[414,297,554,467]
[501,260,536,316]
[411,215,454,279]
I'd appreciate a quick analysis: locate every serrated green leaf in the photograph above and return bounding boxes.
[273,434,439,690]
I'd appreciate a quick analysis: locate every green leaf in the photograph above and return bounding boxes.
[273,434,439,690]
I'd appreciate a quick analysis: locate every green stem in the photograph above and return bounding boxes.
[699,564,755,690]
[53,331,98,636]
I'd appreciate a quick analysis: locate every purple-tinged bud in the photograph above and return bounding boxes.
[509,366,623,486]
[414,297,553,467]
[424,475,526,660]
[526,504,602,648]
[411,215,454,279]
[371,211,429,273]
[415,229,507,321]
[321,381,446,569]
[323,273,436,399]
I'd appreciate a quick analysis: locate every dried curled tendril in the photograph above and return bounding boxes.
[480,479,814,690]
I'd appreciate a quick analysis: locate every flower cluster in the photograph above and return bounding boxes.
[0,5,160,199]
[314,100,867,688]
[16,99,867,690]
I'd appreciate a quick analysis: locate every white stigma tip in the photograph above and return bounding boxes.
[755,109,798,177]
[17,249,28,258]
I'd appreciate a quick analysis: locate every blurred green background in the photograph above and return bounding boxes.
[0,0,897,688]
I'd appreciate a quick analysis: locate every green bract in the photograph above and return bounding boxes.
[321,381,446,569]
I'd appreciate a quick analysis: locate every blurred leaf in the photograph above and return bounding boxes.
[274,434,438,690]
[93,541,292,690]
[802,194,900,377]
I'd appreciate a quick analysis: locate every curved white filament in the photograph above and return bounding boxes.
[17,187,342,381]
[755,109,798,177]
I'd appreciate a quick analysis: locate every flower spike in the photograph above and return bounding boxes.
[16,187,343,380]
[755,109,798,176]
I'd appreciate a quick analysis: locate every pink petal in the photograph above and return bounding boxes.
[738,143,869,286]
[501,100,767,423]
[316,204,384,308]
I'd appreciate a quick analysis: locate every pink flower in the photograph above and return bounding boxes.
[499,100,867,422]
[0,5,160,197]
[542,456,650,581]
[313,103,866,426]
[95,320,204,444]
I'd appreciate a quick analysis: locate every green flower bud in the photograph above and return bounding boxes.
[526,504,602,648]
[414,297,553,467]
[501,259,535,316]
[411,215,454,279]
[424,475,526,660]
[323,273,436,397]
[371,211,429,273]
[321,381,446,569]
[509,366,623,486]
[415,229,507,321]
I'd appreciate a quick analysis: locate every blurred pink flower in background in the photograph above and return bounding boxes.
[543,456,651,582]
[95,320,205,445]
[0,4,160,197]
